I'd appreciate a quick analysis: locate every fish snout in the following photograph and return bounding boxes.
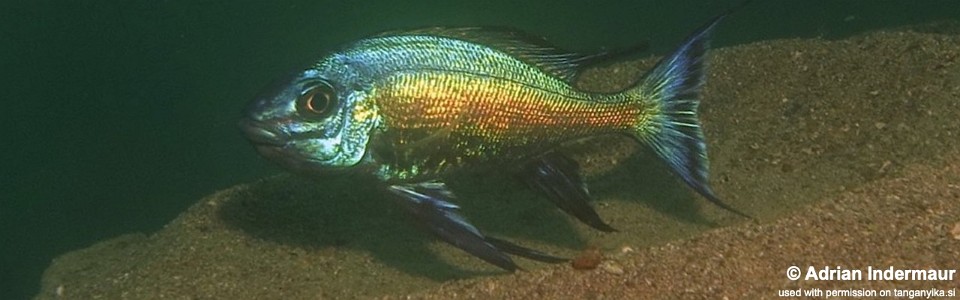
[238,118,284,147]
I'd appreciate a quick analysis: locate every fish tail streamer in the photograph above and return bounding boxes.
[626,14,750,218]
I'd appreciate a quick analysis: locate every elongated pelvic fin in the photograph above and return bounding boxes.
[387,183,566,271]
[521,152,616,232]
[486,237,568,263]
[629,14,752,219]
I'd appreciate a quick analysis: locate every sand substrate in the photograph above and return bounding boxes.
[35,25,960,299]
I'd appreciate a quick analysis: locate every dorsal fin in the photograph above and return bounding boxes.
[381,27,603,83]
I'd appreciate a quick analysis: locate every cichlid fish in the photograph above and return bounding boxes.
[239,13,749,271]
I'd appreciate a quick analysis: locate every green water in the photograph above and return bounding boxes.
[2,0,957,299]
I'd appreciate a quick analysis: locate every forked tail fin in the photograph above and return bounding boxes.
[626,14,751,219]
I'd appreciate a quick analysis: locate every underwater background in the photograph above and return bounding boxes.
[2,0,957,298]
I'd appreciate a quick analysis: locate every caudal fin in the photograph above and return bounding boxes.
[627,14,751,219]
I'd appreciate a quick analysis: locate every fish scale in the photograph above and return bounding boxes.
[339,35,564,90]
[375,71,643,159]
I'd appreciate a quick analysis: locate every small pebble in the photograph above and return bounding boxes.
[600,261,624,275]
[571,246,603,270]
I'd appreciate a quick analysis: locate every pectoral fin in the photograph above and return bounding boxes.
[521,152,616,232]
[387,182,566,271]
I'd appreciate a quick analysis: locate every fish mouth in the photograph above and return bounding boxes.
[239,117,350,177]
[238,118,285,147]
[239,117,301,168]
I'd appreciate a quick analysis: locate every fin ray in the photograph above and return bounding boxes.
[627,14,752,219]
[387,182,569,270]
[521,152,617,232]
[486,237,568,263]
[388,183,517,271]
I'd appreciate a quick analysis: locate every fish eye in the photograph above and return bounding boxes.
[296,81,337,119]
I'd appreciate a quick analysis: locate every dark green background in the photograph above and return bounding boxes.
[2,0,956,298]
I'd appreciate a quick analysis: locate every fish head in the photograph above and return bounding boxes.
[239,65,378,176]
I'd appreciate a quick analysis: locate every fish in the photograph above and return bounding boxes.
[239,12,750,271]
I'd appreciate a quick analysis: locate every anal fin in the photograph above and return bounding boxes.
[521,152,616,232]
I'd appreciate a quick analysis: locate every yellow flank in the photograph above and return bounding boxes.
[352,94,379,124]
[374,71,644,159]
